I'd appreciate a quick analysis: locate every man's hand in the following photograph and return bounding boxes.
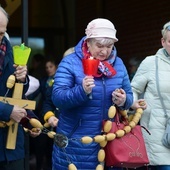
[13,64,27,83]
[10,105,27,122]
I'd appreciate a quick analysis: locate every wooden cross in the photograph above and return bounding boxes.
[0,82,36,149]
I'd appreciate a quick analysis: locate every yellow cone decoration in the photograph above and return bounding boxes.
[13,43,31,65]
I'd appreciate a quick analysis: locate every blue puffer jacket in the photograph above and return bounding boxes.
[52,37,133,170]
[0,36,29,162]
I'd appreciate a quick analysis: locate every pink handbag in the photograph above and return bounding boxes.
[104,112,150,169]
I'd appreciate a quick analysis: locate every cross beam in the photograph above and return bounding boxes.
[0,83,36,149]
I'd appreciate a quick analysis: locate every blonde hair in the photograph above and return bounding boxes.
[63,47,75,58]
[161,21,170,40]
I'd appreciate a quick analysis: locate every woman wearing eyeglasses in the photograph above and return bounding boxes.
[131,21,170,170]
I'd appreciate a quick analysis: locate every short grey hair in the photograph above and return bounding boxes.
[0,6,9,23]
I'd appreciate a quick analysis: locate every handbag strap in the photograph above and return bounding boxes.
[155,56,168,118]
[113,107,151,135]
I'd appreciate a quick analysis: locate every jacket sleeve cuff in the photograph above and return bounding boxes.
[44,111,55,122]
[0,103,13,121]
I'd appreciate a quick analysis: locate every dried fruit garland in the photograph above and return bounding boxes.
[25,105,143,170]
[0,104,144,170]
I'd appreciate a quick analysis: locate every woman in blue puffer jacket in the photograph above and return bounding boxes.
[51,18,133,170]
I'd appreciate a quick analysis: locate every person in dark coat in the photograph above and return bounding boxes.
[0,6,40,170]
[32,59,58,170]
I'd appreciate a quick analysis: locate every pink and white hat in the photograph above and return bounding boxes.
[85,18,118,42]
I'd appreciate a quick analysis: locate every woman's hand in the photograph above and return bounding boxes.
[29,128,41,138]
[131,99,147,110]
[112,88,126,106]
[48,116,59,128]
[14,64,27,83]
[82,76,95,94]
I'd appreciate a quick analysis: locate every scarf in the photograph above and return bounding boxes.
[0,38,7,75]
[82,41,116,77]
